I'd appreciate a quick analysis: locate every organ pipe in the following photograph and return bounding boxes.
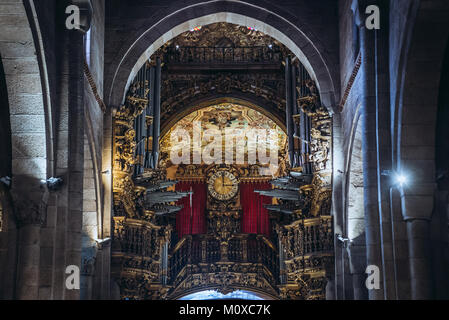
[151,57,162,169]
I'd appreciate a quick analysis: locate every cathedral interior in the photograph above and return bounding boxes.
[0,0,449,301]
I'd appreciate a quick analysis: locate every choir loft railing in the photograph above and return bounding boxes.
[280,216,334,259]
[111,216,333,299]
[169,234,279,284]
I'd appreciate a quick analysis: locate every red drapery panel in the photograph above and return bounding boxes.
[240,182,272,237]
[176,181,207,239]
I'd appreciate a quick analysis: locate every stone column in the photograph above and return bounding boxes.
[347,243,368,299]
[401,186,435,299]
[13,189,48,300]
[357,1,384,300]
[80,255,96,300]
[92,239,111,300]
[51,0,92,300]
[64,29,86,300]
[375,1,397,299]
[356,0,396,300]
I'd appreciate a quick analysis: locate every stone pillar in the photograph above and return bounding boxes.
[80,255,96,300]
[92,239,111,300]
[38,192,58,300]
[375,1,397,299]
[62,11,89,298]
[51,0,92,300]
[406,219,433,299]
[401,186,435,299]
[347,243,368,299]
[357,1,384,300]
[13,189,48,300]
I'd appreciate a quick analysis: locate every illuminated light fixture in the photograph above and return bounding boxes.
[247,26,258,31]
[190,26,202,32]
[268,44,273,49]
[175,45,180,50]
[381,169,409,187]
[395,174,407,187]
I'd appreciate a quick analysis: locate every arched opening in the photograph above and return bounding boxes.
[106,5,338,112]
[161,97,287,138]
[155,102,286,299]
[160,102,287,176]
[111,18,333,301]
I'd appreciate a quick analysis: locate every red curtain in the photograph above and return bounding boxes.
[176,181,207,239]
[240,182,272,237]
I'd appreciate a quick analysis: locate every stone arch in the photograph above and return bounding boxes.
[105,1,339,112]
[0,0,53,299]
[0,0,53,207]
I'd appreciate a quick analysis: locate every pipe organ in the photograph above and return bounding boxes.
[111,23,333,300]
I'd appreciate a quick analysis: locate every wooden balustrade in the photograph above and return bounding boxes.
[113,218,162,258]
[279,216,333,261]
[168,234,279,284]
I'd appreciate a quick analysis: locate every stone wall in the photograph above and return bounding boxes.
[334,0,449,300]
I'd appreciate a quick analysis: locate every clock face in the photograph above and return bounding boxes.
[208,171,239,201]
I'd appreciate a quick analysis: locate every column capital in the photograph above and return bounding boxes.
[13,196,47,227]
[400,183,437,221]
[11,182,49,227]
